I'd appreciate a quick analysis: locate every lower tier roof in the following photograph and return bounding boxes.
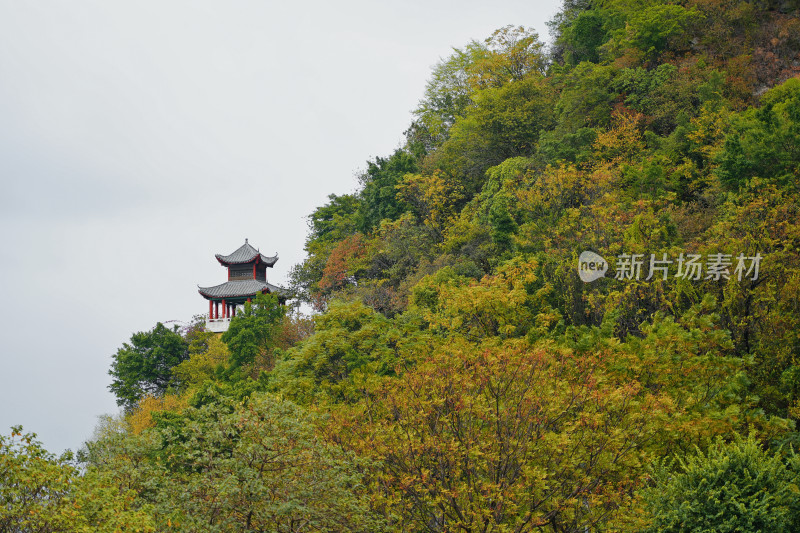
[198,279,288,299]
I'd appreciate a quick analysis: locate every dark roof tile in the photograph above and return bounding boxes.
[215,240,278,266]
[198,280,289,299]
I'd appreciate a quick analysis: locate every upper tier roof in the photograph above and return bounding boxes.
[215,239,278,267]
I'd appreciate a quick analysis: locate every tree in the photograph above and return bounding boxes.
[611,4,702,64]
[413,40,488,149]
[221,292,285,372]
[290,194,361,304]
[396,173,465,239]
[433,73,557,190]
[83,393,385,532]
[0,426,84,532]
[0,426,154,532]
[270,300,406,405]
[317,234,369,300]
[557,9,609,65]
[488,190,518,253]
[356,149,417,232]
[334,338,669,532]
[108,322,188,411]
[468,25,546,89]
[717,78,800,190]
[547,0,596,64]
[641,436,800,532]
[170,334,231,391]
[305,193,361,245]
[412,25,546,152]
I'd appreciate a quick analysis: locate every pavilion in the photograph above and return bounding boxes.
[198,239,288,332]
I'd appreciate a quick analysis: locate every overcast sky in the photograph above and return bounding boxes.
[0,0,561,454]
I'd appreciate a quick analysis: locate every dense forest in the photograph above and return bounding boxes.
[3,0,800,531]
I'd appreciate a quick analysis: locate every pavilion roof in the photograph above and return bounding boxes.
[215,240,278,267]
[198,279,288,299]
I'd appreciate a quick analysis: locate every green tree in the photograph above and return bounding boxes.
[717,78,800,190]
[468,25,547,89]
[0,426,154,532]
[557,9,609,65]
[84,393,385,532]
[412,41,488,150]
[171,334,231,390]
[270,300,406,405]
[488,190,518,253]
[221,292,285,372]
[108,322,188,411]
[0,426,84,532]
[305,193,361,245]
[412,25,546,153]
[435,75,557,191]
[356,149,417,232]
[612,4,702,63]
[547,0,596,64]
[641,436,800,532]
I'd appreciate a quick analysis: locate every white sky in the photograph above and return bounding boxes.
[0,0,561,453]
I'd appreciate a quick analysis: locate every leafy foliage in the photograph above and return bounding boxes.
[717,77,800,189]
[432,75,557,191]
[170,334,230,390]
[0,426,154,532]
[356,150,418,232]
[83,393,385,532]
[108,322,188,411]
[85,4,800,530]
[221,292,285,372]
[641,436,800,532]
[270,300,427,405]
[335,339,668,531]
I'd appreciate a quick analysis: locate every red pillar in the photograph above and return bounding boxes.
[232,305,236,317]
[209,300,213,319]
[222,299,227,318]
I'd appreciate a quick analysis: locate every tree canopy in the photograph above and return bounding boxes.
[108,322,188,411]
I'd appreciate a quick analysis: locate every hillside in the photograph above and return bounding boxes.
[3,1,800,531]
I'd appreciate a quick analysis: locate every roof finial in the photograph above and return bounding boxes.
[245,238,248,244]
